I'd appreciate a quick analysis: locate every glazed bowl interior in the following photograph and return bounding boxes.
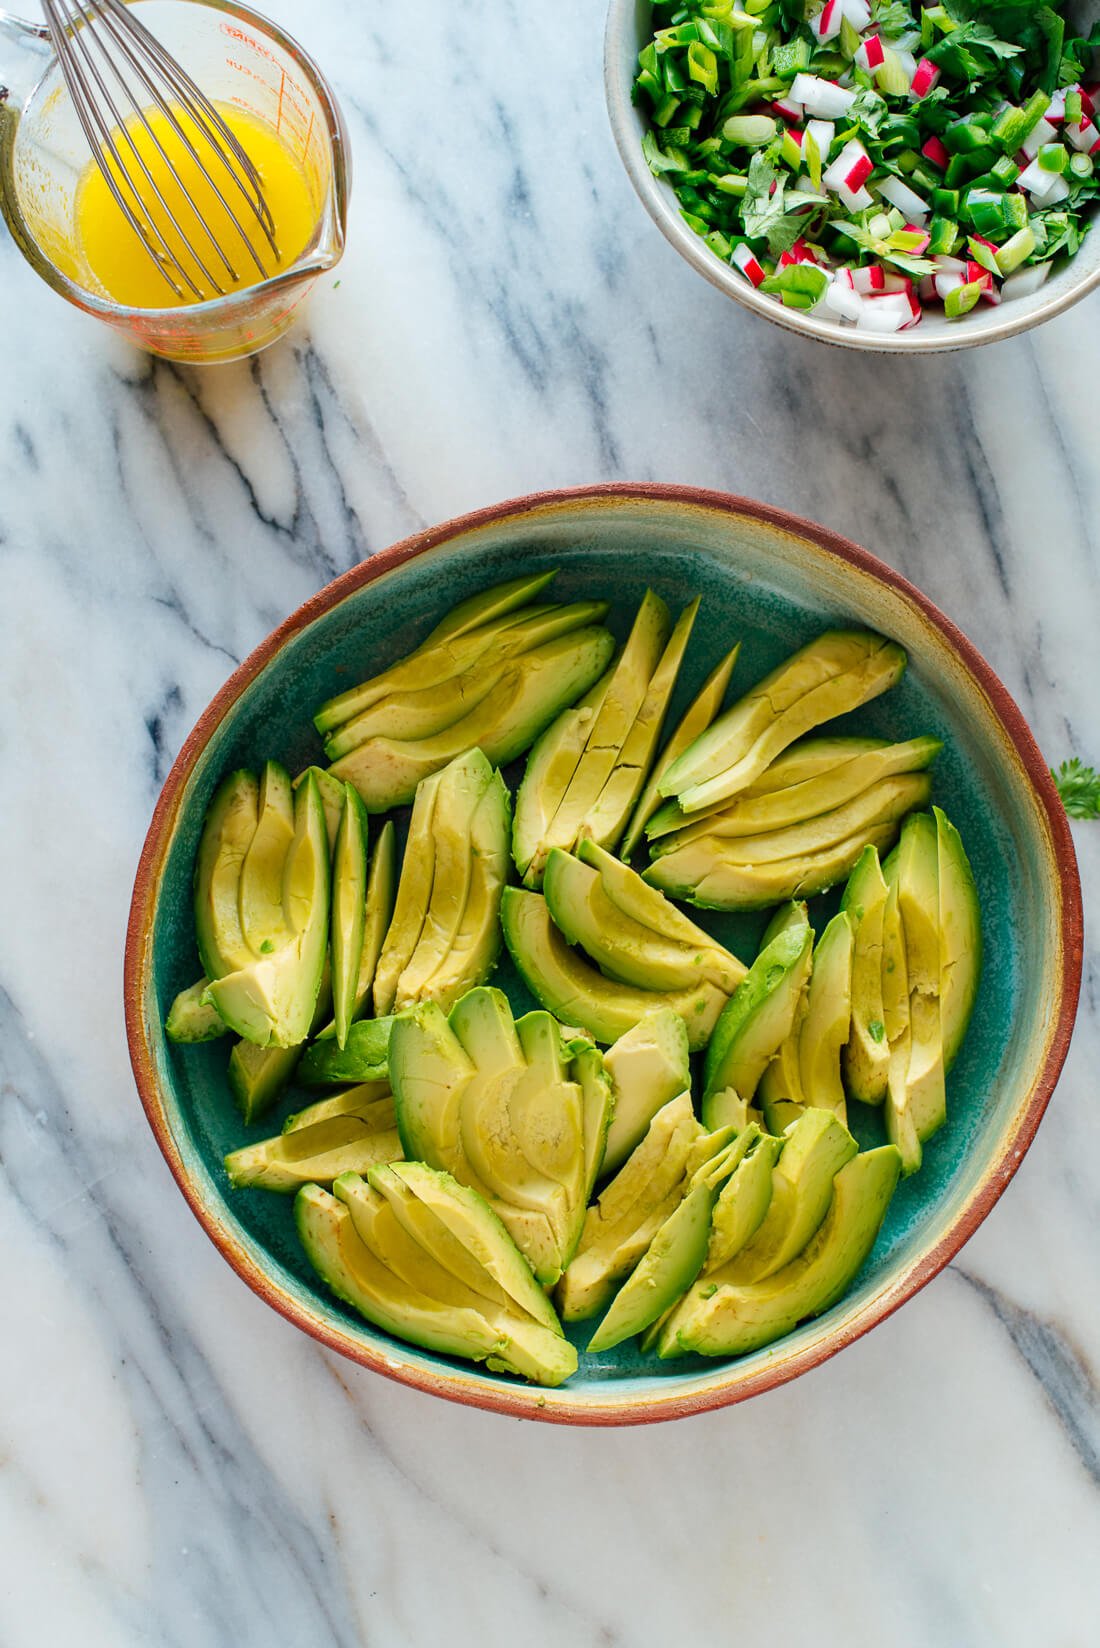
[604,0,1100,353]
[126,487,1080,1423]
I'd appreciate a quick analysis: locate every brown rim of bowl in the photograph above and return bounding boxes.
[124,482,1083,1426]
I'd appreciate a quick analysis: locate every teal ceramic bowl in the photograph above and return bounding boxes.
[125,484,1082,1425]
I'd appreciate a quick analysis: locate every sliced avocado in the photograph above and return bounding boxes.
[702,1129,782,1270]
[324,604,611,758]
[797,912,853,1124]
[299,1015,396,1086]
[577,840,746,992]
[395,750,494,1008]
[527,590,671,870]
[166,977,227,1043]
[331,784,370,1049]
[721,1108,857,1283]
[702,918,813,1127]
[359,820,397,1016]
[284,1080,392,1131]
[238,761,295,957]
[555,1094,704,1321]
[660,631,908,814]
[891,813,947,1167]
[229,1042,303,1123]
[388,1000,474,1167]
[193,770,258,980]
[653,772,932,858]
[329,626,615,812]
[293,766,345,851]
[644,820,902,911]
[423,769,510,1011]
[601,1009,691,1177]
[543,848,737,995]
[225,1104,401,1191]
[371,770,441,1017]
[571,1041,615,1200]
[579,597,699,854]
[658,1145,900,1357]
[880,873,919,1174]
[648,734,940,842]
[623,643,740,858]
[841,845,890,1104]
[935,806,981,1069]
[500,887,727,1050]
[757,905,813,1116]
[379,1161,558,1328]
[512,669,613,884]
[205,776,330,1048]
[587,1130,746,1352]
[313,573,558,733]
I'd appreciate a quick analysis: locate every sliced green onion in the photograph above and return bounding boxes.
[945,280,984,318]
[1069,152,1094,179]
[1039,143,1068,173]
[687,43,719,97]
[994,225,1037,274]
[722,114,777,146]
[967,237,1001,274]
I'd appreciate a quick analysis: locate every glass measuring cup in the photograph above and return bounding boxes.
[0,0,349,362]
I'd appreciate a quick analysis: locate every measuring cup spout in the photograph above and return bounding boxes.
[0,10,50,110]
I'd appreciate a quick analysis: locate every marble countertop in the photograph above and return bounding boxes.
[2,1,1099,1643]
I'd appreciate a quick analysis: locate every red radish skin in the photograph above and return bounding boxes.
[921,136,950,169]
[909,58,941,99]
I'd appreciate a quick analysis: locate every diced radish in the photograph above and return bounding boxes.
[790,74,858,118]
[1001,262,1052,301]
[902,292,923,328]
[771,97,805,123]
[933,254,967,273]
[1082,84,1099,119]
[909,57,942,99]
[900,224,932,254]
[1021,117,1059,159]
[851,264,885,293]
[804,119,836,164]
[875,174,930,222]
[1046,88,1066,121]
[837,181,875,211]
[810,0,841,41]
[917,274,936,301]
[790,237,824,263]
[823,274,864,321]
[921,135,950,170]
[1066,117,1100,154]
[855,34,885,72]
[839,0,871,27]
[934,271,966,299]
[732,244,766,287]
[965,261,994,291]
[970,234,999,256]
[981,283,1002,306]
[882,272,915,294]
[1018,159,1071,203]
[823,137,874,194]
[857,293,912,332]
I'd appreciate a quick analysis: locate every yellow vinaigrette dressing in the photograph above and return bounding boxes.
[75,103,316,308]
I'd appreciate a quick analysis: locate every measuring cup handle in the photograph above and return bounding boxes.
[0,9,51,109]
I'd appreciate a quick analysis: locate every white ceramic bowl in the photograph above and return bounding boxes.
[604,0,1100,352]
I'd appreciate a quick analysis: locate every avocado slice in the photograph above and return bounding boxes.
[647,734,940,843]
[371,770,441,1016]
[841,845,890,1104]
[284,1080,392,1131]
[331,784,370,1050]
[298,1015,396,1086]
[702,917,813,1127]
[577,840,746,992]
[543,848,740,995]
[313,573,558,733]
[293,766,345,851]
[572,1041,615,1200]
[225,1102,402,1192]
[500,887,727,1050]
[357,820,397,1018]
[601,1009,691,1176]
[720,1107,857,1283]
[652,772,932,859]
[238,762,295,957]
[395,750,495,1008]
[295,1182,577,1386]
[578,597,700,854]
[755,903,812,1118]
[622,643,740,859]
[229,1042,305,1123]
[889,813,947,1171]
[329,626,615,812]
[555,1094,705,1321]
[660,631,908,813]
[421,770,510,1012]
[193,770,259,980]
[587,1130,747,1352]
[166,977,227,1042]
[513,670,614,884]
[880,873,918,1174]
[205,775,330,1047]
[797,911,854,1125]
[935,806,981,1069]
[657,1144,900,1357]
[644,819,904,911]
[527,590,671,869]
[388,1000,474,1167]
[324,604,611,759]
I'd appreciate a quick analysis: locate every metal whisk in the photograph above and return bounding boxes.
[43,0,278,300]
